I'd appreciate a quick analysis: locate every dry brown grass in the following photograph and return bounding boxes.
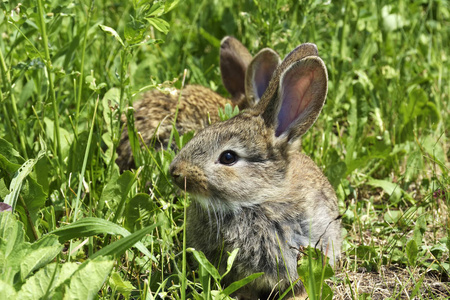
[330,265,449,299]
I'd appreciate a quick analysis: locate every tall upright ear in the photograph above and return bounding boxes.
[220,36,253,102]
[274,56,328,140]
[257,43,320,116]
[245,48,280,106]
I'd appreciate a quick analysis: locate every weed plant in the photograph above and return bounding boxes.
[0,0,449,298]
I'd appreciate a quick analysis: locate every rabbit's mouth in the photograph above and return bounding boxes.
[171,175,209,195]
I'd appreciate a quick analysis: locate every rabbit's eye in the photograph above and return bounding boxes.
[219,151,237,165]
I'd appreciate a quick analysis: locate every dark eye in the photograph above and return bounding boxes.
[219,151,238,165]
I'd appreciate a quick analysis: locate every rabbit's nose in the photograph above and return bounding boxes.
[169,161,183,182]
[169,163,179,178]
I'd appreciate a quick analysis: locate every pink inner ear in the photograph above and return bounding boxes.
[254,68,273,99]
[276,68,316,136]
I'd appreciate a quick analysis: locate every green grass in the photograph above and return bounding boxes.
[0,0,449,298]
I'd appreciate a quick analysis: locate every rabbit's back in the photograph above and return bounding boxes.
[116,85,230,170]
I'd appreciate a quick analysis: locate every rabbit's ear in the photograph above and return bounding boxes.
[245,48,280,106]
[257,43,320,117]
[220,36,253,102]
[273,56,328,140]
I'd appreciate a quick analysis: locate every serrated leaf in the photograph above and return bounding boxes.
[98,24,125,47]
[0,213,62,287]
[64,256,114,300]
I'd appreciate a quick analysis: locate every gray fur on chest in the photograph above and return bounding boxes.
[186,203,311,291]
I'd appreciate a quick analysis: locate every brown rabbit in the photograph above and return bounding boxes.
[116,36,280,170]
[170,43,342,299]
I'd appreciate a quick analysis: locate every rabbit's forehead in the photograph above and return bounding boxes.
[196,115,270,151]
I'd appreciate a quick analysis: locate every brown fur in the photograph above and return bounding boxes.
[170,44,342,299]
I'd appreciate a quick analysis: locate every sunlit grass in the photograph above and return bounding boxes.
[0,0,448,298]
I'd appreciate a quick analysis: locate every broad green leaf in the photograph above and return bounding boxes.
[367,178,403,204]
[0,138,23,177]
[17,263,59,300]
[405,151,423,182]
[98,24,124,47]
[20,234,61,281]
[406,239,418,266]
[421,135,446,165]
[413,215,426,246]
[27,262,78,298]
[18,176,47,238]
[147,2,164,17]
[49,217,157,262]
[109,271,135,297]
[90,223,158,259]
[99,170,135,216]
[125,17,146,45]
[188,248,221,281]
[0,213,62,286]
[44,118,73,156]
[4,150,45,211]
[64,256,114,300]
[0,279,16,297]
[219,272,264,297]
[124,193,157,232]
[383,210,402,223]
[325,161,347,189]
[146,17,170,34]
[0,212,25,259]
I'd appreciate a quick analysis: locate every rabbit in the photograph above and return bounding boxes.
[169,42,342,299]
[116,36,281,170]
